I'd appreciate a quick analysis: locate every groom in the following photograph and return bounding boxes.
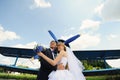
[36,40,57,80]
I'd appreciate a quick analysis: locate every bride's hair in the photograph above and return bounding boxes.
[65,63,69,70]
[57,42,69,69]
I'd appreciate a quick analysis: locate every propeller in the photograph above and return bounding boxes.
[48,30,58,42]
[48,30,80,44]
[64,34,80,44]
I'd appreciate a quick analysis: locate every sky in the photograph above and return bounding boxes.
[0,0,120,68]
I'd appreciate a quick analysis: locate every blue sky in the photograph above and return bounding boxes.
[0,0,120,68]
[0,0,120,50]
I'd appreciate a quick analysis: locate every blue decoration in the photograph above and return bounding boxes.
[34,55,39,59]
[33,46,43,53]
[33,46,43,59]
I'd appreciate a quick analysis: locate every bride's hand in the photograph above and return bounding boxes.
[60,50,64,53]
[57,63,65,70]
[37,52,43,56]
[60,50,66,55]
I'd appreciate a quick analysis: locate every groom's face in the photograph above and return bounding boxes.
[50,41,57,49]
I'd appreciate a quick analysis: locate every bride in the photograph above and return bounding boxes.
[37,42,86,80]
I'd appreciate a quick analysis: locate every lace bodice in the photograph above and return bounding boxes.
[57,57,68,66]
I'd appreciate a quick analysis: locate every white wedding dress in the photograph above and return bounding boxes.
[48,57,75,80]
[48,47,86,80]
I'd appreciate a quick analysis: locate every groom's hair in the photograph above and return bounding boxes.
[58,39,65,43]
[50,40,56,43]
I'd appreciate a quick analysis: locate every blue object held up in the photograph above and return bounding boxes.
[33,46,43,59]
[33,46,43,53]
[34,55,39,59]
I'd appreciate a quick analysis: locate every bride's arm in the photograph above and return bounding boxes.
[37,51,64,66]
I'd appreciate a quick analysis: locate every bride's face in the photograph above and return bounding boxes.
[57,43,64,51]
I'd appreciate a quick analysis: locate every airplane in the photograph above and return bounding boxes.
[0,30,120,76]
[0,46,120,76]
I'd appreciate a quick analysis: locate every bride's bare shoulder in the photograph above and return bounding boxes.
[60,50,67,57]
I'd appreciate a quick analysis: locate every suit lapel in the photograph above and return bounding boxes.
[48,49,54,60]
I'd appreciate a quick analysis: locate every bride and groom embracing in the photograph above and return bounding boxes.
[34,40,86,80]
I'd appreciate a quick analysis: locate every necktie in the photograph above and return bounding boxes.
[51,50,55,59]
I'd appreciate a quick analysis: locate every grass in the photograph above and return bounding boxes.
[86,76,106,80]
[0,73,36,80]
[0,72,120,80]
[86,75,120,80]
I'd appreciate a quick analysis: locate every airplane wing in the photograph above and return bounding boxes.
[0,46,36,58]
[74,50,120,60]
[0,46,120,59]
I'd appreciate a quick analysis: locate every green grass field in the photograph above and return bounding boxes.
[0,73,36,80]
[0,73,120,80]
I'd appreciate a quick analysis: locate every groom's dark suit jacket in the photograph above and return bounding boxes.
[37,48,57,80]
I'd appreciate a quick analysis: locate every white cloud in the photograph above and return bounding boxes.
[69,27,75,30]
[0,54,16,65]
[61,20,101,50]
[61,33,101,50]
[95,0,120,21]
[13,41,38,49]
[0,25,20,44]
[17,58,40,69]
[61,34,75,41]
[94,3,104,15]
[0,54,40,69]
[80,19,101,30]
[30,0,51,9]
[106,59,120,68]
[107,34,118,41]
